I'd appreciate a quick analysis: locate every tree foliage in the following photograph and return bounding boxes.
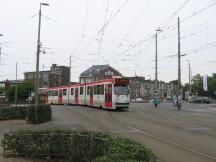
[188,73,216,98]
[6,81,34,101]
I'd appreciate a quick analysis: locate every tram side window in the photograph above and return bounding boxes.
[59,89,62,96]
[101,84,104,95]
[87,86,90,95]
[75,88,79,97]
[54,90,58,96]
[63,89,67,96]
[71,88,74,95]
[94,85,97,95]
[97,85,101,95]
[80,87,84,95]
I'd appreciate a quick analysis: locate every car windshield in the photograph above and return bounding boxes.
[114,86,129,95]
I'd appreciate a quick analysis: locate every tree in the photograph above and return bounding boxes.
[190,73,216,98]
[208,73,216,98]
[6,81,34,102]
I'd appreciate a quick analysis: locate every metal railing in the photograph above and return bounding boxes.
[3,133,109,162]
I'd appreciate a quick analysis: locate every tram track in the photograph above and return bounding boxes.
[106,108,216,162]
[56,105,216,161]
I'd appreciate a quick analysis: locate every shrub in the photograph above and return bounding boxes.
[2,129,157,162]
[26,104,52,124]
[2,129,109,161]
[93,137,157,162]
[0,105,52,124]
[0,106,27,120]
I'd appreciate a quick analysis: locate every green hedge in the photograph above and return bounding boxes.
[2,129,157,162]
[0,105,52,124]
[26,105,52,124]
[0,106,27,120]
[2,129,110,161]
[93,137,157,162]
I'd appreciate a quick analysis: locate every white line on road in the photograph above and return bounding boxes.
[128,126,216,161]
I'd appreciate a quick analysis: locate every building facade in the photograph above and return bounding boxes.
[127,76,175,101]
[24,64,70,88]
[79,65,122,83]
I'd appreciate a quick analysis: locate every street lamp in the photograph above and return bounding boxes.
[154,28,162,107]
[35,3,49,122]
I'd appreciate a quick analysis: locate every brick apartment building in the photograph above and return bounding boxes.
[24,64,70,88]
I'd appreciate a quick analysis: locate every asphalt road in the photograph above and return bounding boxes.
[1,102,216,162]
[50,102,216,162]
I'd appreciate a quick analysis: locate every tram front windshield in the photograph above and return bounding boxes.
[114,85,129,95]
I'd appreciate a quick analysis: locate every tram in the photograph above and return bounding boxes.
[47,78,130,110]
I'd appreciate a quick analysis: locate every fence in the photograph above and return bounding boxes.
[3,133,109,162]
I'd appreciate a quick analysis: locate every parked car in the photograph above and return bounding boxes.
[193,96,210,104]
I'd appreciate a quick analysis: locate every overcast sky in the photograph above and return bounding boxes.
[0,0,216,83]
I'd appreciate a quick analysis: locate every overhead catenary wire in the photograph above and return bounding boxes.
[105,0,151,58]
[98,0,110,56]
[0,13,38,30]
[109,1,216,61]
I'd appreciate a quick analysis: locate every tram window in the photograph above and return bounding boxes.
[59,89,62,96]
[101,84,104,95]
[75,88,79,97]
[87,86,90,95]
[94,85,97,95]
[97,85,101,95]
[70,88,74,95]
[80,87,84,95]
[63,89,67,96]
[54,90,58,96]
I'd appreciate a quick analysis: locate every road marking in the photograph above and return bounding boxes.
[128,126,216,161]
[189,113,210,116]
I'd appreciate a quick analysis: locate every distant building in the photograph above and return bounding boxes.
[126,76,146,100]
[79,65,122,83]
[24,64,70,88]
[126,76,175,100]
[0,79,23,95]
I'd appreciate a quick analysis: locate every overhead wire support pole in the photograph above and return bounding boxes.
[154,28,162,107]
[69,55,73,83]
[35,3,49,123]
[15,63,18,106]
[177,17,181,110]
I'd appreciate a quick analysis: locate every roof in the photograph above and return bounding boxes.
[80,65,110,77]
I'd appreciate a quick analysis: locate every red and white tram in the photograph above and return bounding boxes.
[47,78,130,110]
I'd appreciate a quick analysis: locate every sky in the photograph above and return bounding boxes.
[0,0,216,84]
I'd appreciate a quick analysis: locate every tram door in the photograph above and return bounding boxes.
[90,86,93,106]
[75,88,79,104]
[105,84,112,107]
[58,89,63,104]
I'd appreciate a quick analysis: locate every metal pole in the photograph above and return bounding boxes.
[69,55,72,83]
[189,62,191,92]
[35,4,42,123]
[15,63,18,105]
[177,17,181,110]
[155,32,158,94]
[0,47,1,62]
